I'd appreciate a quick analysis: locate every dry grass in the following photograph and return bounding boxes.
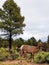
[0,60,49,65]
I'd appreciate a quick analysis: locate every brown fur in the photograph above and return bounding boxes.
[20,43,43,58]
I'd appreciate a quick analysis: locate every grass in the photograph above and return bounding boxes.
[0,60,49,65]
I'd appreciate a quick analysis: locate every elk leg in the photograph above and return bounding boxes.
[20,51,26,58]
[20,50,23,56]
[31,53,34,59]
[20,50,25,58]
[23,51,27,57]
[30,53,32,58]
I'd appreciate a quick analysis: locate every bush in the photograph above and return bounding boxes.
[34,51,49,63]
[45,52,49,63]
[0,47,20,61]
[11,46,16,53]
[7,53,13,60]
[11,53,19,60]
[34,51,45,63]
[0,47,8,61]
[10,47,20,60]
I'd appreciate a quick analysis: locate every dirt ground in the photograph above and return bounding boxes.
[0,60,49,65]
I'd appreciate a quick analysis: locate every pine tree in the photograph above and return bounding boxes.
[47,35,49,44]
[0,0,25,51]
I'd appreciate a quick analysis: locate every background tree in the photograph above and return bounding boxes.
[30,37,37,46]
[13,38,24,48]
[0,38,8,48]
[42,42,47,51]
[46,35,49,51]
[25,37,37,46]
[0,0,25,51]
[47,35,49,44]
[37,39,42,43]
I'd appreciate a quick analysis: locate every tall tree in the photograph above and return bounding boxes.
[47,35,49,44]
[30,37,37,46]
[46,35,49,51]
[26,37,37,46]
[14,38,24,48]
[0,0,25,51]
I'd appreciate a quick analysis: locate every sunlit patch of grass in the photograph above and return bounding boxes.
[14,64,18,65]
[0,63,9,65]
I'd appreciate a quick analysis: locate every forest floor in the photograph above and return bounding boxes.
[0,60,49,65]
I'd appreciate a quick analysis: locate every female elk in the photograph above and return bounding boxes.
[20,43,43,58]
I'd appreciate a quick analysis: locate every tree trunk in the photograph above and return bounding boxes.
[9,32,12,52]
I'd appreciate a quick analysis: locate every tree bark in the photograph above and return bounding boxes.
[9,32,12,52]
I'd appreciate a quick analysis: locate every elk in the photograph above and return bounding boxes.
[20,43,43,58]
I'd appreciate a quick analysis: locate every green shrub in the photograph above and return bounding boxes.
[11,46,16,54]
[0,47,20,61]
[0,47,8,61]
[45,52,49,63]
[7,53,13,60]
[34,51,49,63]
[10,47,20,60]
[34,51,45,63]
[11,53,19,60]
